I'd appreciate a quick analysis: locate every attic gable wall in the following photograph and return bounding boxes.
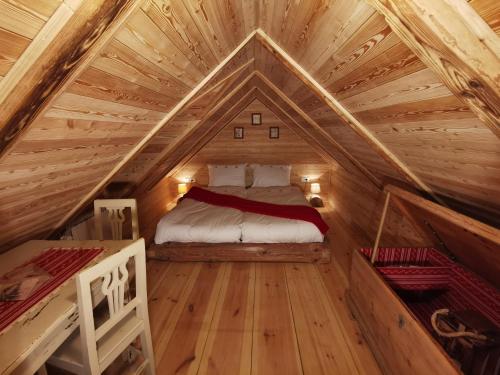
[175,98,331,189]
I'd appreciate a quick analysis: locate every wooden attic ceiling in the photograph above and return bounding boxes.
[0,0,499,251]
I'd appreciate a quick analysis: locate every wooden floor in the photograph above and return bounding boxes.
[145,259,382,375]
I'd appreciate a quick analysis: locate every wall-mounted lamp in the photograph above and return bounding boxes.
[178,183,187,196]
[309,182,323,208]
[310,183,321,195]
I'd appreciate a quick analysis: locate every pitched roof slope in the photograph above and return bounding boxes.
[0,0,498,250]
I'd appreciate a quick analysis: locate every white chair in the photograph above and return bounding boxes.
[47,239,155,374]
[94,199,139,240]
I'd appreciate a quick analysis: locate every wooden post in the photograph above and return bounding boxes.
[371,192,391,263]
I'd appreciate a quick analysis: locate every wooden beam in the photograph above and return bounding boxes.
[385,185,500,246]
[0,0,144,159]
[367,0,500,138]
[254,72,383,189]
[147,241,330,264]
[255,29,446,205]
[0,0,84,107]
[162,91,258,182]
[390,196,443,249]
[370,192,391,263]
[140,84,258,193]
[254,90,338,166]
[185,58,254,108]
[52,30,258,231]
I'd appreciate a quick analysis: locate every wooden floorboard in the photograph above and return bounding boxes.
[146,260,382,375]
[198,263,255,375]
[252,263,303,375]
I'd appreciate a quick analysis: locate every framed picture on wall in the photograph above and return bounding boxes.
[269,126,279,139]
[234,127,244,139]
[251,113,262,125]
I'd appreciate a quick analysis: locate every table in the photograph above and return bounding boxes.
[0,240,133,375]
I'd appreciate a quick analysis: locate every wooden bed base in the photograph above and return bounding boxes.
[146,238,330,263]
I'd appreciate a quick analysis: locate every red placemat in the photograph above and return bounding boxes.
[0,247,103,333]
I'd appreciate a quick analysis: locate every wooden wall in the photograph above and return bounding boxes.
[174,99,331,192]
[135,176,177,245]
[0,0,64,82]
[255,0,500,224]
[0,0,254,252]
[327,165,427,277]
[0,0,498,252]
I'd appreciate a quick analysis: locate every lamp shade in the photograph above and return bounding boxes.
[178,183,187,195]
[310,183,321,194]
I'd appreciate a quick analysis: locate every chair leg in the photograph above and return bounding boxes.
[140,331,155,375]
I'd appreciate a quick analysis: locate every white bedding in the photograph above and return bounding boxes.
[241,186,324,243]
[154,186,324,244]
[154,187,246,244]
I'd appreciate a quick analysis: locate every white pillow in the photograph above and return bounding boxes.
[252,165,291,187]
[208,164,246,187]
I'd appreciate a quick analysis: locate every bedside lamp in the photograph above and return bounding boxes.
[178,183,187,196]
[310,183,321,195]
[309,182,323,207]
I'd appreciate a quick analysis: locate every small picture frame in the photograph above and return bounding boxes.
[269,126,279,139]
[251,113,262,125]
[234,127,244,139]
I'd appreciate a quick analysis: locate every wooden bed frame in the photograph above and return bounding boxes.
[146,237,330,263]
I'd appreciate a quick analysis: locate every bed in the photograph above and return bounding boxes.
[149,185,330,263]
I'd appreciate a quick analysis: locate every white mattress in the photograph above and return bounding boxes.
[241,186,324,243]
[154,186,324,244]
[154,187,246,244]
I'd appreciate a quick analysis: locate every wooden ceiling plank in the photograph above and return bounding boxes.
[254,72,383,189]
[391,196,443,249]
[0,0,83,106]
[254,90,338,167]
[119,63,255,187]
[137,74,257,193]
[51,30,257,231]
[161,90,259,185]
[385,185,500,246]
[255,29,446,205]
[0,0,145,160]
[367,0,500,138]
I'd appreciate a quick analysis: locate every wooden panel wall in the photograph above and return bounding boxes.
[328,165,427,277]
[0,0,254,252]
[256,0,500,223]
[136,176,177,245]
[0,0,63,81]
[0,0,498,251]
[174,99,331,192]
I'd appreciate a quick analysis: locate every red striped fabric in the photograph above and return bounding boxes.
[360,248,500,334]
[0,247,103,333]
[361,247,451,291]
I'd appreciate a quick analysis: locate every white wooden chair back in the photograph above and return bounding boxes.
[77,239,155,374]
[94,199,139,240]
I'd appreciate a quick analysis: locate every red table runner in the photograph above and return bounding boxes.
[0,247,103,333]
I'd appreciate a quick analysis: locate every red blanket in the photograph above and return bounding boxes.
[183,187,329,234]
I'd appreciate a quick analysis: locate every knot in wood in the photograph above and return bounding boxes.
[468,79,482,89]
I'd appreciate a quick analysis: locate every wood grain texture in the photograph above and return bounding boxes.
[147,241,331,264]
[367,0,500,138]
[174,96,332,192]
[255,30,445,203]
[349,250,459,375]
[386,184,500,288]
[146,258,382,375]
[0,0,498,267]
[0,0,139,157]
